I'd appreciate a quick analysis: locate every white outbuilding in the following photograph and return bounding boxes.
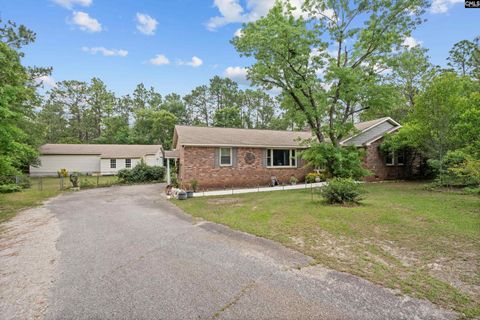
[29,144,163,176]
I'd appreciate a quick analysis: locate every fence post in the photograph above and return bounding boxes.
[60,176,63,190]
[96,175,99,187]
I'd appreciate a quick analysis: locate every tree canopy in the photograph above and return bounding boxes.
[233,0,429,145]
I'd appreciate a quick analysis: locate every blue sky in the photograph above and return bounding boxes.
[1,0,478,96]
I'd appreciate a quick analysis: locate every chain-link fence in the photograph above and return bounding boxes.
[2,174,120,192]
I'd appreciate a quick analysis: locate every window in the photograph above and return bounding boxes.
[396,151,405,165]
[267,149,297,167]
[385,151,394,166]
[110,159,116,169]
[125,158,131,168]
[385,150,405,166]
[220,148,232,166]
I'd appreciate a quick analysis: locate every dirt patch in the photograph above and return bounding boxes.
[0,204,61,320]
[207,198,243,205]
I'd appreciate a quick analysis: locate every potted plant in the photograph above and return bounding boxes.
[177,190,188,200]
[290,176,298,185]
[186,180,198,198]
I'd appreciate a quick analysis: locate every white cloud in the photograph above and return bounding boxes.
[136,13,158,35]
[177,56,203,67]
[52,0,91,9]
[234,28,243,37]
[207,0,246,30]
[318,8,335,20]
[82,46,128,57]
[149,54,170,65]
[430,0,463,13]
[402,36,422,49]
[71,11,102,32]
[35,75,57,88]
[206,0,334,30]
[224,66,249,84]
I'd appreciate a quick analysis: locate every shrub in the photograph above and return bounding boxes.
[302,143,370,180]
[0,184,21,193]
[320,178,364,204]
[289,176,298,185]
[170,174,179,188]
[190,179,198,192]
[464,187,480,196]
[0,175,30,189]
[117,161,165,183]
[430,150,480,188]
[16,175,31,188]
[305,172,327,183]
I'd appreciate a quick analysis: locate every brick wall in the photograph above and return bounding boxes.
[179,146,310,190]
[362,138,407,181]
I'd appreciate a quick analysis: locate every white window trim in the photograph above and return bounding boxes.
[220,147,233,166]
[125,158,131,168]
[385,151,395,166]
[110,159,116,169]
[266,148,298,168]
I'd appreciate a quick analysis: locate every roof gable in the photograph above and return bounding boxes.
[341,117,401,147]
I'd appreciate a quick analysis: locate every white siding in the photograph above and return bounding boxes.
[30,155,100,176]
[100,158,142,175]
[145,150,163,167]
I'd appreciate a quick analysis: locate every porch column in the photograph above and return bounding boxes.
[166,159,171,185]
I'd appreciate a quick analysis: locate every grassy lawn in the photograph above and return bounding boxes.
[0,176,119,223]
[173,182,480,318]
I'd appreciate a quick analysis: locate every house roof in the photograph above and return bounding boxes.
[341,117,401,147]
[173,125,313,148]
[353,117,391,131]
[39,144,162,158]
[164,149,180,159]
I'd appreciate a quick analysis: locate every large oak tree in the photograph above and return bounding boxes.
[232,0,428,146]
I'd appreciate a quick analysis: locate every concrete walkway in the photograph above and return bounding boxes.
[192,182,327,197]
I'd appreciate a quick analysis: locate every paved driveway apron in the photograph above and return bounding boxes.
[46,184,455,320]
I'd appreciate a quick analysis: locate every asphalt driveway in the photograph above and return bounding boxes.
[3,184,456,319]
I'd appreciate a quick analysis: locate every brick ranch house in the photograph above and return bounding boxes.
[166,117,410,189]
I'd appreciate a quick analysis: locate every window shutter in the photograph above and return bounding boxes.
[262,149,268,167]
[214,148,219,168]
[232,148,237,167]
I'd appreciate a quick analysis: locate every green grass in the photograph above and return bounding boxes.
[173,182,480,317]
[0,176,119,223]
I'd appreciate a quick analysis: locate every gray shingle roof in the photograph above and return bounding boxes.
[39,144,162,158]
[341,117,401,146]
[173,126,313,148]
